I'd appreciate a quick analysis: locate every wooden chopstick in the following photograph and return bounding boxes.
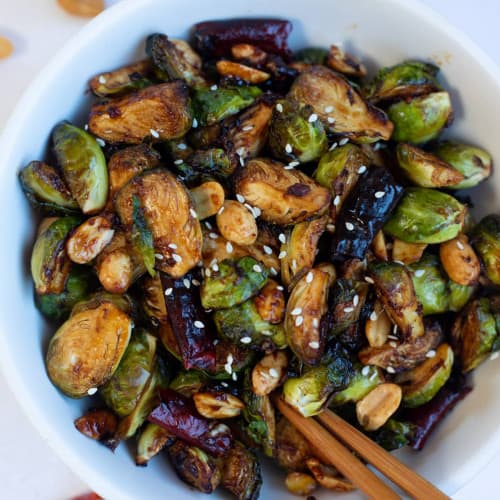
[273,395,401,500]
[317,409,450,500]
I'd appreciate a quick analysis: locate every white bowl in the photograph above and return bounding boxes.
[0,0,499,498]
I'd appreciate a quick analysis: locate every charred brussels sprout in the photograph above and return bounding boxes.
[52,122,108,214]
[470,215,500,285]
[363,60,440,103]
[169,370,208,398]
[135,423,173,466]
[294,47,328,65]
[19,161,79,214]
[430,141,492,189]
[74,408,118,443]
[275,416,313,470]
[371,419,415,451]
[268,99,327,163]
[387,91,452,144]
[130,195,155,277]
[31,216,81,295]
[100,330,157,417]
[192,85,262,126]
[448,280,476,312]
[384,187,466,244]
[46,299,132,398]
[201,257,269,309]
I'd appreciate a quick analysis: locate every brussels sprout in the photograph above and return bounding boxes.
[451,298,498,373]
[387,91,452,144]
[329,279,369,336]
[448,281,475,312]
[396,343,454,407]
[31,216,81,295]
[74,408,118,443]
[275,416,314,470]
[89,81,192,144]
[169,370,208,398]
[52,122,108,214]
[19,161,79,214]
[371,418,415,451]
[192,85,262,126]
[294,47,328,65]
[396,143,464,188]
[384,187,466,244]
[470,215,500,285]
[283,355,353,417]
[212,340,256,380]
[213,299,286,351]
[430,141,492,189]
[268,99,327,163]
[46,300,132,398]
[71,291,136,317]
[368,261,423,340]
[130,195,155,277]
[35,265,94,321]
[363,60,440,103]
[234,158,331,225]
[100,330,157,417]
[288,66,393,143]
[135,423,173,466]
[146,34,206,86]
[326,45,367,78]
[330,364,384,407]
[253,279,285,325]
[201,256,268,309]
[221,442,262,500]
[89,60,153,97]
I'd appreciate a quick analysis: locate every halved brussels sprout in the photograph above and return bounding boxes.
[396,343,454,407]
[135,422,173,466]
[396,143,464,188]
[448,280,476,312]
[130,195,155,277]
[192,85,262,126]
[470,215,500,285]
[89,81,192,144]
[430,141,492,189]
[268,99,327,163]
[46,300,132,398]
[391,239,427,265]
[371,418,415,451]
[169,370,208,398]
[275,415,313,470]
[387,91,452,144]
[74,408,118,443]
[52,122,108,214]
[100,330,157,417]
[384,187,466,244]
[368,261,423,340]
[175,148,232,185]
[213,340,256,380]
[19,161,79,214]
[201,256,268,309]
[288,66,393,143]
[31,216,81,295]
[326,45,367,78]
[363,60,440,103]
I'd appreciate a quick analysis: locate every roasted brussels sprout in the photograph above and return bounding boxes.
[201,256,268,309]
[135,422,173,466]
[384,187,466,244]
[115,169,202,278]
[89,81,192,144]
[288,66,393,143]
[275,415,313,470]
[129,194,155,276]
[169,370,208,398]
[329,279,368,338]
[363,60,440,103]
[19,161,79,214]
[294,47,328,65]
[326,45,367,77]
[74,408,118,442]
[192,85,262,126]
[52,122,108,214]
[396,343,454,407]
[285,472,318,496]
[176,148,233,184]
[470,215,500,285]
[391,238,427,265]
[234,157,331,225]
[268,99,327,163]
[387,91,452,144]
[100,330,157,417]
[213,340,256,380]
[368,261,423,340]
[46,299,132,398]
[430,141,492,189]
[216,59,270,83]
[371,418,415,451]
[31,216,81,295]
[168,440,221,493]
[396,143,464,188]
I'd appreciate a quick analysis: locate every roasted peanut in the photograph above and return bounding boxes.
[0,36,14,59]
[285,472,317,496]
[252,351,288,396]
[216,200,258,245]
[356,383,402,431]
[372,230,389,261]
[365,300,391,347]
[58,0,104,17]
[231,43,267,65]
[216,60,270,84]
[190,181,225,220]
[254,279,285,324]
[392,238,427,265]
[306,458,356,492]
[193,391,245,419]
[440,234,480,285]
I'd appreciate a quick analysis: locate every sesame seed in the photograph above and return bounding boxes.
[333,195,341,206]
[210,84,218,91]
[358,165,367,174]
[150,129,160,138]
[308,113,318,123]
[262,330,273,336]
[263,245,273,255]
[174,159,184,165]
[278,251,287,259]
[286,160,300,169]
[209,232,219,239]
[212,338,218,344]
[327,117,336,124]
[221,381,228,387]
[308,341,319,349]
[226,241,233,253]
[324,105,334,113]
[361,365,370,376]
[218,206,225,215]
[98,75,107,84]
[205,221,213,230]
[168,243,178,249]
[326,224,335,232]
[370,371,378,381]
[172,254,182,263]
[394,260,405,266]
[353,294,359,306]
[312,318,319,328]
[339,138,349,146]
[292,259,297,270]
[190,208,198,218]
[236,194,245,203]
[183,278,191,289]
[212,263,219,272]
[194,320,205,328]
[386,366,396,374]
[239,155,245,166]
[205,268,212,277]
[253,206,261,217]
[295,315,304,326]
[285,143,293,154]
[389,341,398,348]
[490,352,499,361]
[192,279,201,286]
[236,147,245,157]
[388,335,399,341]
[177,143,187,150]
[87,387,98,395]
[232,372,238,381]
[426,350,436,358]
[277,285,284,291]
[414,269,425,278]
[242,125,254,131]
[253,264,262,273]
[164,287,173,296]
[278,233,286,244]
[270,267,278,276]
[96,138,106,147]
[374,142,381,151]
[306,271,313,283]
[329,142,338,151]
[276,103,283,112]
[84,124,89,130]
[374,191,385,199]
[370,311,378,321]
[344,306,354,313]
[456,240,465,250]
[345,222,354,231]
[393,324,398,334]
[155,253,164,260]
[224,364,232,375]
[291,307,302,316]
[240,336,252,344]
[365,276,375,284]
[269,368,279,378]
[192,118,198,128]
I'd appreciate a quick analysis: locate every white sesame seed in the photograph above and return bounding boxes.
[226,241,233,253]
[393,324,398,334]
[365,276,375,284]
[339,138,349,146]
[194,320,205,328]
[361,366,371,376]
[312,318,319,328]
[286,160,300,169]
[278,233,286,244]
[324,105,334,113]
[306,271,313,283]
[87,387,98,395]
[232,372,238,381]
[236,147,245,157]
[177,143,187,150]
[224,364,232,375]
[278,250,287,259]
[262,330,273,336]
[210,84,218,91]
[345,222,354,231]
[209,232,219,239]
[394,260,405,266]
[270,267,278,276]
[277,285,284,291]
[221,381,228,387]
[291,307,302,316]
[217,206,225,215]
[96,138,106,147]
[150,129,160,138]
[155,253,164,260]
[388,335,399,341]
[242,125,254,131]
[192,118,198,128]
[236,194,245,203]
[295,315,304,326]
[253,206,261,217]
[269,368,279,378]
[329,142,338,151]
[386,366,396,374]
[353,294,359,307]
[240,336,252,344]
[205,268,212,277]
[227,353,233,364]
[212,338,218,345]
[370,371,378,381]
[327,117,336,124]
[326,223,336,232]
[490,352,499,361]
[168,243,178,249]
[212,263,219,272]
[285,143,293,154]
[373,142,381,151]
[192,279,201,286]
[253,264,262,273]
[84,124,89,130]
[239,155,245,166]
[374,191,386,199]
[205,221,213,230]
[426,350,436,358]
[389,341,398,348]
[333,195,341,207]
[165,287,173,296]
[98,75,107,84]
[276,103,283,113]
[263,245,273,255]
[308,113,318,123]
[414,269,425,278]
[183,278,191,289]
[456,240,465,250]
[358,165,367,174]
[344,306,354,313]
[292,259,297,270]
[172,254,182,263]
[308,341,320,349]
[190,208,198,218]
[370,311,378,321]
[174,159,184,165]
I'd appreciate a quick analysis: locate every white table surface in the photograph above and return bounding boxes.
[0,1,498,498]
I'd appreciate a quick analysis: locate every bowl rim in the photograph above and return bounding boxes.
[1,0,499,498]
